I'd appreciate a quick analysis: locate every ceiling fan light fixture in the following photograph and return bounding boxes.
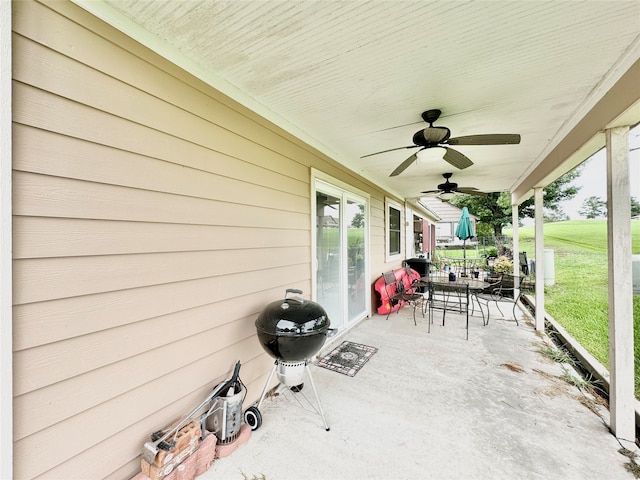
[420,126,450,144]
[417,147,443,161]
[364,109,520,176]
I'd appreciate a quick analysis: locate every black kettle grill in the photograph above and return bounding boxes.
[244,289,332,431]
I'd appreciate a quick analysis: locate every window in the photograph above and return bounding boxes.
[386,198,402,260]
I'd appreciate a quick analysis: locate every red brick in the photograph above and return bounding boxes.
[214,424,252,459]
[195,434,218,476]
[236,424,252,446]
[214,441,238,459]
[175,452,198,480]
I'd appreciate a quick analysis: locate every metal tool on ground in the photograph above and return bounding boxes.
[141,362,244,478]
[203,363,246,444]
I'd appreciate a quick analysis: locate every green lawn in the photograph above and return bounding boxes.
[515,220,640,396]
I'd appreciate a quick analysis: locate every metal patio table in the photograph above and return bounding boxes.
[421,274,487,339]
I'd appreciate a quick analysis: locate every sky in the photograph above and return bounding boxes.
[558,126,640,220]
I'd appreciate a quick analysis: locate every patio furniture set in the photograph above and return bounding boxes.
[380,265,524,339]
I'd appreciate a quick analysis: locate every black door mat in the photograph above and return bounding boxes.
[316,341,378,377]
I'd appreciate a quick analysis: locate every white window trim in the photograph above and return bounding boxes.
[406,207,425,259]
[385,197,403,262]
[0,2,12,477]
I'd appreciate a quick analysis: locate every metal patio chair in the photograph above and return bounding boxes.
[382,268,425,326]
[473,274,524,325]
[519,252,529,276]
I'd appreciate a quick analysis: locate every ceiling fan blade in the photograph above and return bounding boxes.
[390,151,421,177]
[361,145,418,158]
[443,147,473,170]
[421,189,441,194]
[457,187,487,196]
[447,134,521,146]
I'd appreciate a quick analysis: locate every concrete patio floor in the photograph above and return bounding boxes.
[201,302,636,480]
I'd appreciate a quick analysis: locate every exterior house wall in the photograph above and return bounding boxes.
[405,204,438,259]
[420,198,478,246]
[11,1,405,478]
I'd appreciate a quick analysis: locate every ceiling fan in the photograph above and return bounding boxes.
[361,109,520,177]
[421,173,486,201]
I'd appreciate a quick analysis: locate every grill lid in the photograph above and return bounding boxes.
[255,289,330,337]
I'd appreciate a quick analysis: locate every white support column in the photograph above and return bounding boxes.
[606,126,635,441]
[0,1,12,478]
[534,187,544,331]
[511,199,520,299]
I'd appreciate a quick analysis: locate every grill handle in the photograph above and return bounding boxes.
[285,288,304,303]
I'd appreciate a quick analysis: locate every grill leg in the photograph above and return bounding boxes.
[255,362,278,410]
[305,363,330,431]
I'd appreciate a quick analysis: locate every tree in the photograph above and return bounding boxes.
[450,165,583,236]
[578,196,606,219]
[631,196,640,218]
[351,204,365,228]
[517,165,583,219]
[473,221,494,237]
[450,192,511,237]
[544,210,569,223]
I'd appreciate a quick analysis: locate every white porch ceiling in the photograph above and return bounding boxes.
[88,0,640,202]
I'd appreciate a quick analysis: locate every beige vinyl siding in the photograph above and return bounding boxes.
[11,1,398,478]
[368,195,389,299]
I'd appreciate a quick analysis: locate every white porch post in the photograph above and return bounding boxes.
[606,126,635,441]
[534,187,544,331]
[511,199,520,299]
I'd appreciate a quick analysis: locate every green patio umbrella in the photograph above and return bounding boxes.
[455,207,475,277]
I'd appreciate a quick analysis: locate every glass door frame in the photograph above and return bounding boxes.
[311,170,370,331]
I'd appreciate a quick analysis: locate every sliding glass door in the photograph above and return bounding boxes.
[346,199,366,322]
[315,180,368,331]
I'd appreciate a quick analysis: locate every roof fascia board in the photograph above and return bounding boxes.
[407,199,440,222]
[512,56,640,204]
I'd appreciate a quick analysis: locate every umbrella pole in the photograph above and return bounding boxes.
[462,239,467,277]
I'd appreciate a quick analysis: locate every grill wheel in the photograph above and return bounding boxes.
[244,406,262,431]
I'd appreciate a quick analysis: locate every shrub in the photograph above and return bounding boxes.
[482,246,498,258]
[494,255,513,274]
